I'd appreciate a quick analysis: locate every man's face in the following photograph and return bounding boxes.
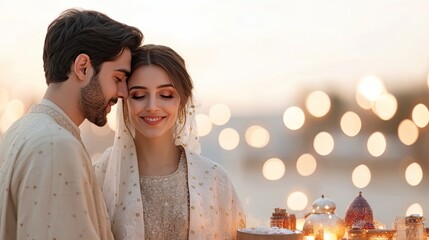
[80,48,131,126]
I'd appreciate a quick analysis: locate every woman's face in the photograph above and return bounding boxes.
[126,65,180,141]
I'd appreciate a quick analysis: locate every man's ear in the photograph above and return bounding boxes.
[73,53,92,81]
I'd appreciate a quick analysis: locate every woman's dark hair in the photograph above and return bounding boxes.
[131,44,194,122]
[43,8,144,84]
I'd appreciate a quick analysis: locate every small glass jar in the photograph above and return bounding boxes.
[405,215,425,240]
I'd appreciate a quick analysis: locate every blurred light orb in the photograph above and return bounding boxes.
[245,125,270,148]
[0,99,25,133]
[357,75,386,102]
[412,103,429,128]
[305,90,331,117]
[367,132,386,157]
[262,157,285,181]
[405,162,423,186]
[0,87,10,112]
[398,119,419,146]
[287,191,308,211]
[352,164,371,188]
[209,103,231,126]
[313,131,334,156]
[406,203,424,217]
[340,111,362,137]
[195,113,212,137]
[283,106,305,130]
[218,128,239,150]
[373,93,397,121]
[107,104,118,131]
[355,90,372,110]
[296,153,317,176]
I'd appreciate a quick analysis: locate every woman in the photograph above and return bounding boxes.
[94,44,245,239]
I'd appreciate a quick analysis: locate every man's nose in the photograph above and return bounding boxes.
[117,81,128,98]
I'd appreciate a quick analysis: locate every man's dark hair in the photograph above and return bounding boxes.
[43,8,143,84]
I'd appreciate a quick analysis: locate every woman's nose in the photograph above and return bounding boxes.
[146,96,158,112]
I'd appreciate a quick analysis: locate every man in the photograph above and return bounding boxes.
[0,8,143,239]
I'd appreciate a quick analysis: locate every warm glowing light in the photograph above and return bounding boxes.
[209,103,231,126]
[373,93,397,120]
[262,157,285,181]
[296,153,317,176]
[305,90,331,118]
[398,119,419,146]
[406,203,424,217]
[357,75,386,102]
[405,162,423,186]
[412,103,429,128]
[107,104,118,131]
[0,87,10,112]
[324,231,337,240]
[313,132,334,156]
[367,132,386,157]
[287,191,308,211]
[283,106,305,130]
[195,113,212,137]
[352,164,371,188]
[245,125,270,148]
[355,90,372,110]
[0,99,25,133]
[218,128,239,150]
[340,111,362,137]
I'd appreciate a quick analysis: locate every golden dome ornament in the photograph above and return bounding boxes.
[344,191,374,229]
[302,195,345,239]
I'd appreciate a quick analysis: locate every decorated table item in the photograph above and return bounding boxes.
[237,227,303,240]
[344,191,374,230]
[302,195,345,239]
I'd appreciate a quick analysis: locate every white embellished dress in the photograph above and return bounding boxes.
[94,100,246,240]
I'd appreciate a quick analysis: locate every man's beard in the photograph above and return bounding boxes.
[80,73,117,126]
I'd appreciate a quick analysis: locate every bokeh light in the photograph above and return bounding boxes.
[405,162,423,186]
[262,157,285,181]
[218,128,239,150]
[352,164,371,188]
[287,191,308,211]
[411,103,429,128]
[283,106,305,130]
[0,99,25,133]
[296,153,317,176]
[367,132,386,157]
[195,113,212,137]
[357,75,386,102]
[0,87,10,113]
[313,131,334,156]
[406,203,424,217]
[372,93,397,121]
[397,119,419,146]
[305,90,331,118]
[209,103,231,126]
[340,111,362,137]
[245,125,270,148]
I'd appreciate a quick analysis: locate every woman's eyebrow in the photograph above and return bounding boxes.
[128,84,175,91]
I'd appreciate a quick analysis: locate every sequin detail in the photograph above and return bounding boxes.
[139,152,189,239]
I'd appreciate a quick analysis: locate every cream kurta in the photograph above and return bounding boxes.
[94,142,246,240]
[0,99,113,240]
